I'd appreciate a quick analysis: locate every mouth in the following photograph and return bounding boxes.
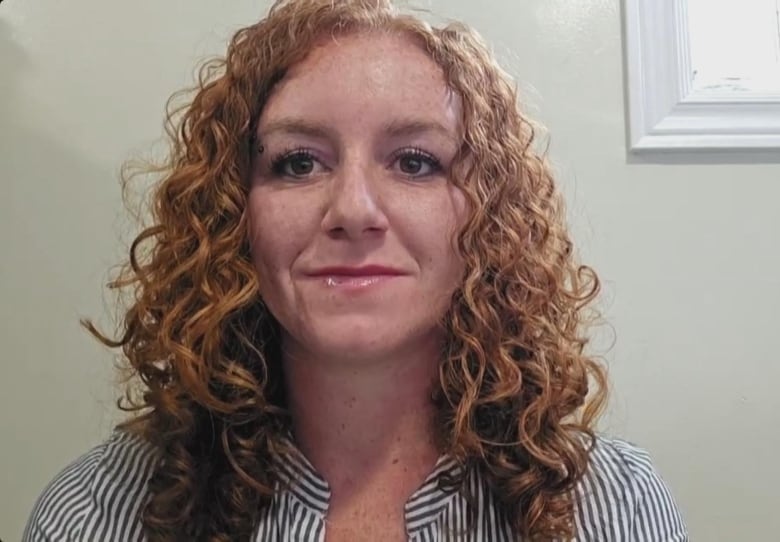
[304,265,408,292]
[319,275,398,287]
[307,265,406,278]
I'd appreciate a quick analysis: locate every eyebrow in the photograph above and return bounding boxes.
[259,119,335,140]
[258,118,459,144]
[381,119,459,144]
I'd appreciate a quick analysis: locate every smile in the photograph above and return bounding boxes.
[311,274,402,291]
[304,264,408,292]
[325,275,386,287]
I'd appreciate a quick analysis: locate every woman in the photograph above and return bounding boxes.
[24,0,687,540]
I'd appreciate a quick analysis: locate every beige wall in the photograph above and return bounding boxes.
[2,0,778,539]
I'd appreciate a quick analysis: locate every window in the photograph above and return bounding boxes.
[625,0,780,151]
[689,0,780,96]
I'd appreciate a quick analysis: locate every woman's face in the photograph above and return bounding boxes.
[247,31,467,365]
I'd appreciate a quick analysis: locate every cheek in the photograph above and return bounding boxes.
[406,188,467,283]
[436,197,468,294]
[246,192,296,284]
[437,186,467,263]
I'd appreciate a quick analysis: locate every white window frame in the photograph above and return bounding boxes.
[625,0,780,151]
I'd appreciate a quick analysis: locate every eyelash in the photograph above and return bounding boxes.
[267,147,443,179]
[392,147,443,176]
[269,147,319,177]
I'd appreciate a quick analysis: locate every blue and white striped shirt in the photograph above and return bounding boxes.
[23,429,688,541]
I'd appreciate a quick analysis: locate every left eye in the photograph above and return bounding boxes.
[394,150,442,177]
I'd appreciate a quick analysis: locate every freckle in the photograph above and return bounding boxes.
[392,458,399,464]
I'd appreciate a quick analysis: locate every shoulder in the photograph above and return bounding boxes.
[23,429,159,542]
[574,435,688,542]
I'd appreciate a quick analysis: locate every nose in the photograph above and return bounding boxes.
[321,158,389,240]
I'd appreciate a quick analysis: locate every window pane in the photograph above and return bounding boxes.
[688,0,780,93]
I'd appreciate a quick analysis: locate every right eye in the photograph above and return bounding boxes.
[270,150,325,178]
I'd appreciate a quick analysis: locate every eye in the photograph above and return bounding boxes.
[270,149,324,178]
[392,148,443,178]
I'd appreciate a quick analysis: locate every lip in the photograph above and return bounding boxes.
[306,265,407,278]
[304,265,407,293]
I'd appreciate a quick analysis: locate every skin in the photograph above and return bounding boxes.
[247,31,466,540]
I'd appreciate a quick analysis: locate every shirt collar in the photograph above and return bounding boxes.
[271,434,465,534]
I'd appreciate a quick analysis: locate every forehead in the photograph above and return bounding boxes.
[259,31,461,133]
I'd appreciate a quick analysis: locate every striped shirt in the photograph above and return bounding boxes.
[23,429,688,541]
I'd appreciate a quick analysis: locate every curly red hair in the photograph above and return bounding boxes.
[83,0,607,539]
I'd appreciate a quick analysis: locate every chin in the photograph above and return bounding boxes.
[307,318,433,363]
[316,334,402,362]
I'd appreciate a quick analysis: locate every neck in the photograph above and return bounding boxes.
[281,334,443,496]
